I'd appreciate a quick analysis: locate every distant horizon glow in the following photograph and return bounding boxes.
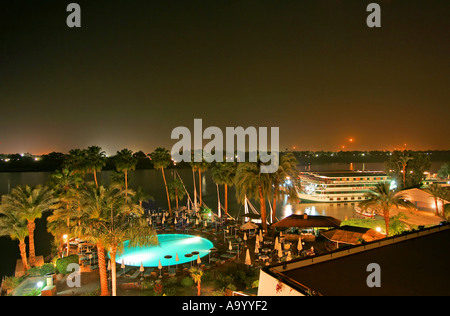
[0,1,448,154]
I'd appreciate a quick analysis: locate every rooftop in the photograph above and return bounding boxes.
[263,224,450,296]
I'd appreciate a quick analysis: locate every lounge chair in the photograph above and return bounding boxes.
[129,269,141,279]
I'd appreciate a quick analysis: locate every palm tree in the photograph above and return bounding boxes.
[271,152,298,222]
[133,186,154,209]
[189,266,203,296]
[114,149,138,198]
[210,162,236,216]
[167,177,186,211]
[397,155,413,188]
[149,147,172,214]
[64,148,87,177]
[358,182,415,236]
[74,185,115,296]
[1,185,59,267]
[0,207,29,271]
[96,186,157,296]
[85,146,107,188]
[437,189,449,218]
[190,159,209,209]
[50,168,84,191]
[234,162,272,234]
[48,168,84,255]
[424,183,444,216]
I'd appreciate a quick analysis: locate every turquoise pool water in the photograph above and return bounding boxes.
[115,234,214,267]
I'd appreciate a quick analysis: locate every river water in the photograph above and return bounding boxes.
[0,162,444,279]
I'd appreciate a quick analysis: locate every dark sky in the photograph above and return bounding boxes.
[0,0,449,155]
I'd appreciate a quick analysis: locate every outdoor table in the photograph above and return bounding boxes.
[261,248,270,253]
[259,255,269,262]
[164,255,173,269]
[184,253,193,266]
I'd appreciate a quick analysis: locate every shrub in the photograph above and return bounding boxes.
[26,263,56,277]
[181,276,194,287]
[55,255,79,274]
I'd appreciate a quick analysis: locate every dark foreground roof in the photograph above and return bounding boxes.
[265,224,450,295]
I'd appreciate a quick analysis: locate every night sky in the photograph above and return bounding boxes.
[0,0,449,155]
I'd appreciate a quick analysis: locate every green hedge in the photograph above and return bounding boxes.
[55,255,79,274]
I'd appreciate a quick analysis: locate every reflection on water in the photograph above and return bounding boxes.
[280,201,358,221]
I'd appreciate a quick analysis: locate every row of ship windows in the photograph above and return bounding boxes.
[329,196,370,201]
[334,177,389,181]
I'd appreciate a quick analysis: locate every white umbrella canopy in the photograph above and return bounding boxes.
[297,238,303,252]
[245,249,251,266]
[286,251,292,261]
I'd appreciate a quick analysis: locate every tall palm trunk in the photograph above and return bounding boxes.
[433,198,439,216]
[224,185,228,215]
[175,188,179,210]
[258,186,268,235]
[93,171,99,188]
[96,242,109,296]
[19,240,29,272]
[161,167,172,214]
[110,249,117,296]
[199,170,202,207]
[124,170,128,198]
[383,208,390,237]
[272,182,279,224]
[192,169,197,211]
[27,220,36,267]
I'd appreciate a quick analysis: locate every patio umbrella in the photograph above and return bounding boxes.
[274,237,279,251]
[297,238,303,253]
[259,229,263,241]
[121,259,125,270]
[245,249,251,266]
[254,246,259,254]
[175,252,180,268]
[158,260,162,278]
[197,254,201,266]
[277,245,283,259]
[286,251,292,262]
[229,241,232,254]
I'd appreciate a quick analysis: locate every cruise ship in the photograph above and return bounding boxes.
[296,171,391,203]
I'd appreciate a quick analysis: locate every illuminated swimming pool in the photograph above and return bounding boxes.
[115,234,214,267]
